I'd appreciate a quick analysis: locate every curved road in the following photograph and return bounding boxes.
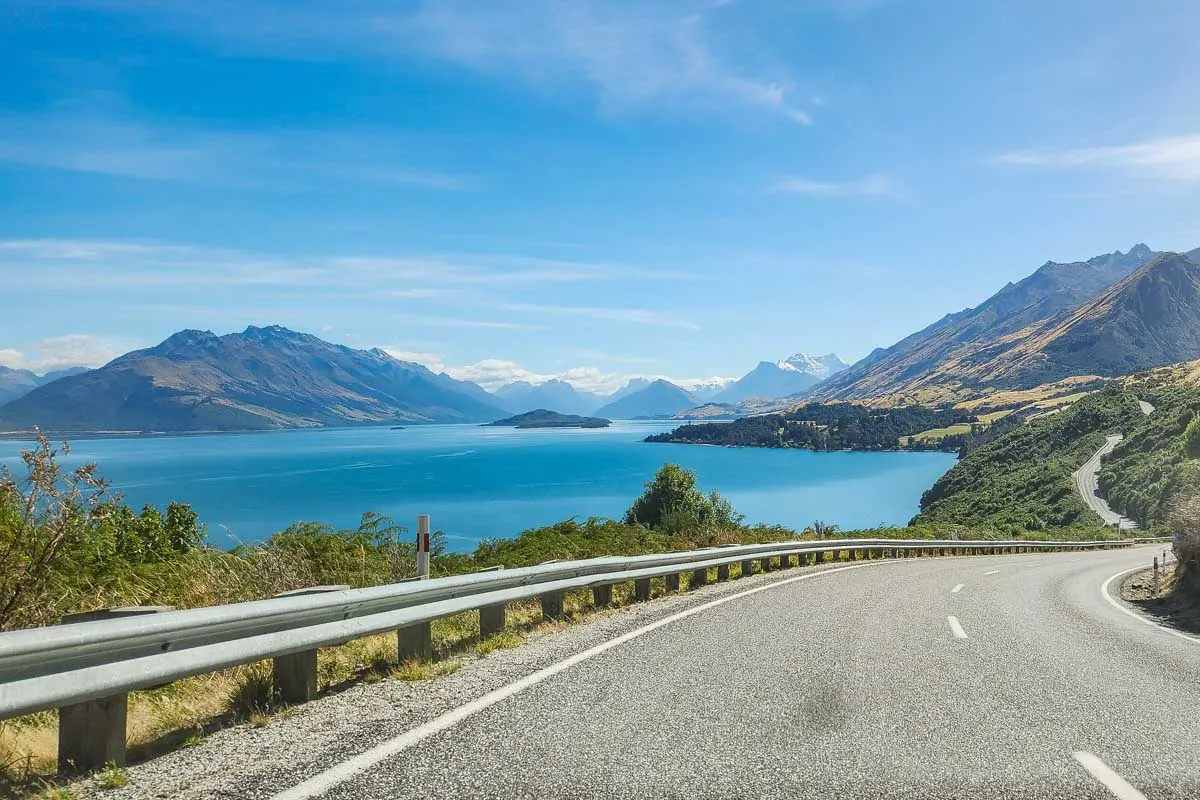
[1074,401,1153,530]
[184,546,1200,800]
[1075,435,1136,529]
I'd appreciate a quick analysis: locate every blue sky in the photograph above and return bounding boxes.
[1,0,1198,392]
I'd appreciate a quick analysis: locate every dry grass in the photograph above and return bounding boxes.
[908,423,973,442]
[953,376,1104,412]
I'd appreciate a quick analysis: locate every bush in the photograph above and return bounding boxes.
[1169,491,1200,583]
[1186,415,1200,459]
[623,463,744,531]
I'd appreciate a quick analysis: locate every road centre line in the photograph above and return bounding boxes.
[947,616,968,639]
[951,584,964,594]
[983,570,999,575]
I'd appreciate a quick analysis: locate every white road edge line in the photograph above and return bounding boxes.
[1100,565,1200,645]
[983,570,999,575]
[951,583,964,594]
[947,616,968,639]
[1073,751,1149,800]
[270,561,892,800]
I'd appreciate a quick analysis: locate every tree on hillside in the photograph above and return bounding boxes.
[624,463,743,531]
[1186,415,1200,459]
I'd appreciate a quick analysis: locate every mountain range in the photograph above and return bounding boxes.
[593,379,701,419]
[810,244,1200,405]
[0,366,89,405]
[0,326,506,432]
[712,353,848,403]
[6,242,1200,432]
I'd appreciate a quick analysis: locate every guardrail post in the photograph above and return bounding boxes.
[779,554,792,569]
[666,573,681,592]
[635,578,652,601]
[717,563,730,581]
[541,591,566,620]
[741,558,755,576]
[480,604,506,638]
[398,621,433,661]
[691,567,708,588]
[760,556,773,572]
[57,606,173,773]
[271,586,349,703]
[592,584,613,607]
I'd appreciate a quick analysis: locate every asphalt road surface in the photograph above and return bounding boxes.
[1075,434,1137,530]
[249,547,1198,800]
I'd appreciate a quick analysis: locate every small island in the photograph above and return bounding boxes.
[486,409,612,429]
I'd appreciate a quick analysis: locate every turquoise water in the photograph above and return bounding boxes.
[0,423,956,552]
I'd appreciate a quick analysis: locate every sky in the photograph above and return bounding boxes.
[1,0,1199,393]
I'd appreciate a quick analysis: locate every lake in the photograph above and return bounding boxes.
[0,423,956,552]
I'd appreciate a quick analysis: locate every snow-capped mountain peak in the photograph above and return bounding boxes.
[778,352,848,378]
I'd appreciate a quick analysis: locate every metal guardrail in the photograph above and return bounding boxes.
[0,535,1164,772]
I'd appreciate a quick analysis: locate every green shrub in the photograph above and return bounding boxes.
[623,463,743,530]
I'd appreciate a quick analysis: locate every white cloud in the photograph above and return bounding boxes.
[774,174,903,198]
[445,359,557,390]
[440,357,734,394]
[995,135,1200,181]
[380,348,447,372]
[0,334,130,373]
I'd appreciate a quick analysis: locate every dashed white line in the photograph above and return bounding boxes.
[1073,751,1149,800]
[947,616,968,639]
[951,583,964,594]
[270,561,890,800]
[983,570,999,575]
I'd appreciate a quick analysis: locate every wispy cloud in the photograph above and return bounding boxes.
[996,135,1200,181]
[0,239,688,293]
[774,174,903,198]
[0,112,475,189]
[43,1,815,126]
[499,302,701,330]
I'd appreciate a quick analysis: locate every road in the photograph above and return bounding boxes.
[109,547,1200,800]
[1073,401,1153,530]
[1074,434,1137,529]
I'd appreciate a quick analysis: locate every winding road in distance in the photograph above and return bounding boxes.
[246,546,1198,800]
[1073,400,1155,530]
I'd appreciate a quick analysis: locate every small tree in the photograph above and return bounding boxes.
[810,520,839,539]
[0,430,108,630]
[624,463,743,530]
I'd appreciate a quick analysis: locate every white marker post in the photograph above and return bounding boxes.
[416,514,431,579]
[1153,557,1160,598]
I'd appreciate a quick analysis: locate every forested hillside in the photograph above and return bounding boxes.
[646,403,970,450]
[913,389,1143,532]
[1099,367,1200,526]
